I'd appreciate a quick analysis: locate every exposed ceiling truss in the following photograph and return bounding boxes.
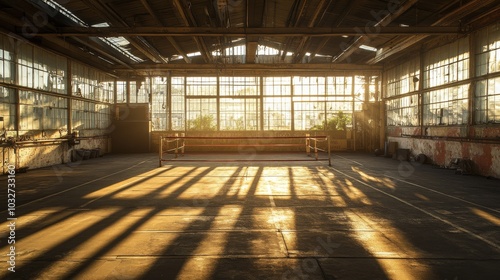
[0,0,498,76]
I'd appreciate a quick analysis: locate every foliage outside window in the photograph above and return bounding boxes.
[187,114,216,131]
[475,24,500,124]
[310,111,352,139]
[187,99,217,130]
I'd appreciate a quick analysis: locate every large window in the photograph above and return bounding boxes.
[476,24,500,76]
[386,57,420,98]
[424,37,469,88]
[18,43,34,89]
[72,100,111,132]
[19,91,67,130]
[293,77,326,130]
[186,77,217,96]
[16,43,67,95]
[263,77,292,130]
[33,48,67,94]
[151,77,168,131]
[72,62,114,102]
[116,81,127,103]
[220,77,260,130]
[139,74,377,132]
[475,24,500,124]
[423,85,468,125]
[385,58,421,127]
[476,77,500,124]
[171,77,185,130]
[186,98,217,130]
[387,95,419,126]
[0,86,15,130]
[130,79,149,103]
[325,76,354,128]
[0,34,15,85]
[186,77,217,130]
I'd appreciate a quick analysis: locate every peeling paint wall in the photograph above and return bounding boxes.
[388,136,500,178]
[1,138,110,173]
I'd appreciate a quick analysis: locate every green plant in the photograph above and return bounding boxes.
[187,114,216,131]
[310,111,351,131]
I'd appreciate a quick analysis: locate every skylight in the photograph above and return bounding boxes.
[359,45,378,52]
[37,0,144,63]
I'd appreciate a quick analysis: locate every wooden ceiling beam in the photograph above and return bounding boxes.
[280,0,309,61]
[37,26,463,37]
[81,0,167,63]
[331,0,418,63]
[172,0,212,63]
[138,0,191,63]
[308,0,358,61]
[293,0,331,63]
[0,7,133,69]
[368,0,499,64]
[113,63,382,72]
[246,0,267,63]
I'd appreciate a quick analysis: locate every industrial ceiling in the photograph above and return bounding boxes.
[0,0,499,76]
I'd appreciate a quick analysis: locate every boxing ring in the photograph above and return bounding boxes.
[159,134,331,167]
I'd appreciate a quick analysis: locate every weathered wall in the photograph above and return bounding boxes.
[1,137,110,173]
[387,126,500,178]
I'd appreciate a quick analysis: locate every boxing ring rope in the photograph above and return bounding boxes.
[159,133,331,167]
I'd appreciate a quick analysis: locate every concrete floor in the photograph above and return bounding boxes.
[1,152,499,280]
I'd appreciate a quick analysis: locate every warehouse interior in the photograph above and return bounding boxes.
[0,0,499,279]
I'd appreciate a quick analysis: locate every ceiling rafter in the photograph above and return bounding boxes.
[138,0,191,63]
[367,0,499,64]
[0,5,134,70]
[308,0,357,62]
[39,26,463,37]
[280,0,309,61]
[331,0,418,63]
[81,0,167,63]
[172,0,212,63]
[246,0,266,64]
[292,0,331,63]
[113,63,382,72]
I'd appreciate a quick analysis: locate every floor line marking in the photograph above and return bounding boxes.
[332,154,363,166]
[329,166,500,252]
[383,174,500,214]
[331,154,500,214]
[2,159,151,212]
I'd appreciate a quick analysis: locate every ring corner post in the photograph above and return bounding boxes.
[306,133,311,156]
[159,135,163,167]
[328,136,332,167]
[181,132,185,156]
